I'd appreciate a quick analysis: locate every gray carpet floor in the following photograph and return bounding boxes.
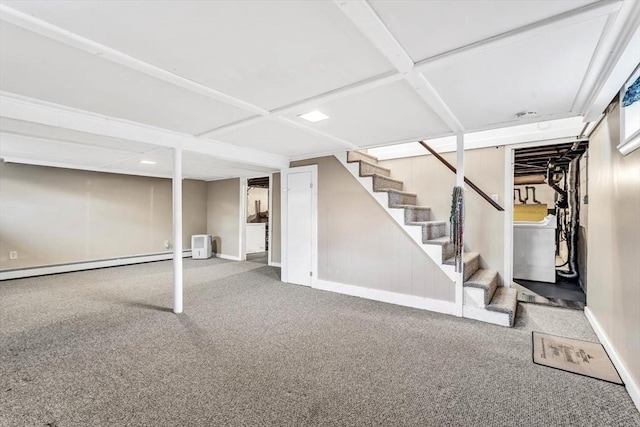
[1,258,638,426]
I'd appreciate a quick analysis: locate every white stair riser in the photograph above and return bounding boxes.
[441,264,458,281]
[464,287,487,308]
[388,208,405,223]
[422,244,442,260]
[463,305,511,327]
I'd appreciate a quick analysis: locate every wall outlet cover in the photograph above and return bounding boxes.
[9,251,18,260]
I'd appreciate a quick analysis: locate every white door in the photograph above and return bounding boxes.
[286,169,314,286]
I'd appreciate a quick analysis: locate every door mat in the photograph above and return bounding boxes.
[532,332,623,385]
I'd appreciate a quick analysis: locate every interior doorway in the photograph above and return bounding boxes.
[281,165,317,287]
[508,140,589,310]
[245,176,270,264]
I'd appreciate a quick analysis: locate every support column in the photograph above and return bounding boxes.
[173,147,183,314]
[455,132,465,317]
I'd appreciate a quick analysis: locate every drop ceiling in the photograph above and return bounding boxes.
[0,0,638,181]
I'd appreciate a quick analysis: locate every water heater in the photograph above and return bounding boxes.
[191,235,212,259]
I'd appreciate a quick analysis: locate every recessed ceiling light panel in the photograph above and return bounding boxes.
[139,160,157,165]
[298,110,330,122]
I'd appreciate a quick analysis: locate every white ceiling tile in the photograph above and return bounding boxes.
[0,22,254,134]
[420,15,607,130]
[211,120,347,158]
[3,0,395,110]
[0,118,158,153]
[370,0,600,61]
[283,80,451,146]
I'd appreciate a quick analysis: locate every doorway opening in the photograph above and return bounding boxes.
[510,140,589,310]
[245,176,269,265]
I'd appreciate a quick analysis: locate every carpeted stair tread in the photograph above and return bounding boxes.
[406,220,446,226]
[387,190,417,208]
[357,159,391,177]
[386,189,417,196]
[347,150,378,164]
[425,236,449,246]
[372,174,403,191]
[404,206,432,223]
[405,221,446,241]
[443,251,480,281]
[486,287,518,326]
[443,251,479,266]
[464,269,499,306]
[394,204,429,209]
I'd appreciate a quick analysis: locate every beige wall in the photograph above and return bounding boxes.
[514,183,555,208]
[381,146,506,282]
[246,187,268,219]
[291,156,454,301]
[587,101,640,388]
[206,178,240,259]
[271,172,281,264]
[0,163,207,269]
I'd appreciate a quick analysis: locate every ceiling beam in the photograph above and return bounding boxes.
[332,0,464,133]
[0,92,290,170]
[414,0,622,71]
[0,131,148,156]
[276,117,360,149]
[580,0,640,121]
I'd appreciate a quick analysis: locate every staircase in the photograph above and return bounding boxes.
[337,150,518,327]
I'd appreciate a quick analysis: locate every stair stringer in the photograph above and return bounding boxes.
[336,151,516,328]
[335,152,456,282]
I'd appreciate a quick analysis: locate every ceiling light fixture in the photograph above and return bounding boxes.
[298,110,330,122]
[139,160,157,165]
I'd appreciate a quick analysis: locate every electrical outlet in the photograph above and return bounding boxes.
[164,240,170,249]
[9,251,18,260]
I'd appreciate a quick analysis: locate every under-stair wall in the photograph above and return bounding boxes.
[380,146,507,282]
[290,156,455,311]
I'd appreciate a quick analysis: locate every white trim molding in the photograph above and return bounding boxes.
[585,307,640,412]
[0,92,289,170]
[315,279,456,315]
[214,253,242,262]
[0,250,192,281]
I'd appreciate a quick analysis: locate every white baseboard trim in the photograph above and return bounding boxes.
[585,307,640,413]
[0,250,193,280]
[268,262,282,267]
[462,305,510,327]
[214,253,241,261]
[314,279,456,315]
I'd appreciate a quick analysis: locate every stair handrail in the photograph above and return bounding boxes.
[418,140,505,211]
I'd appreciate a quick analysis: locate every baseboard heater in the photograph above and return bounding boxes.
[0,250,193,281]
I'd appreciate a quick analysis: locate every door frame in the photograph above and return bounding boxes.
[240,174,273,263]
[281,165,318,286]
[503,136,584,287]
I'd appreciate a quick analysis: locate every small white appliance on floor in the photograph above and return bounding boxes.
[191,234,212,259]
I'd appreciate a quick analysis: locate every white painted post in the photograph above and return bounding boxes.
[455,132,465,317]
[173,147,183,314]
